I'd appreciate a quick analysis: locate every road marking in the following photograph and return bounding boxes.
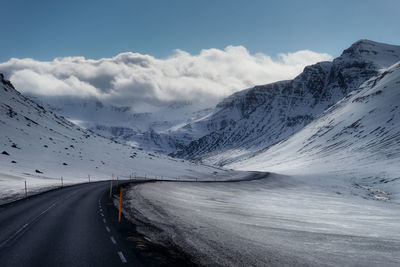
[0,223,28,249]
[106,226,110,232]
[0,201,57,249]
[110,236,116,244]
[118,251,127,263]
[103,218,106,223]
[101,213,104,217]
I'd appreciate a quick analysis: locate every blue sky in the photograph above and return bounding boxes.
[1,0,400,61]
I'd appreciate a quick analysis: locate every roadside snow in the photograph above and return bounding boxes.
[125,175,400,266]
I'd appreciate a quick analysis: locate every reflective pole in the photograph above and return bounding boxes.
[118,188,123,222]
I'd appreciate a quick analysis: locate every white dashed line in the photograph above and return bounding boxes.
[106,226,110,232]
[110,236,116,244]
[101,213,104,217]
[118,251,127,263]
[103,218,106,223]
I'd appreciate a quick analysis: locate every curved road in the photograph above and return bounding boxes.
[0,181,141,267]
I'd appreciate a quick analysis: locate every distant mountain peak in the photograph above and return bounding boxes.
[339,39,400,68]
[344,39,387,52]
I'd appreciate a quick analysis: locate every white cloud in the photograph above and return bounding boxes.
[0,46,332,108]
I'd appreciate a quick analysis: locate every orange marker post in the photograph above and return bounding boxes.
[118,188,123,222]
[24,180,27,198]
[109,180,113,198]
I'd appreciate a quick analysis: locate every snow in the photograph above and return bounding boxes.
[0,74,250,204]
[340,39,400,68]
[27,94,215,154]
[125,175,400,266]
[229,62,400,202]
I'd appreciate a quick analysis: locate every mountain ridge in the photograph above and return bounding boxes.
[172,40,400,164]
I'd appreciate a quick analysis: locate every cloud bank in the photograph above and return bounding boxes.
[0,46,332,108]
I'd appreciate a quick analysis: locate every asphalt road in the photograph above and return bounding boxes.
[0,180,142,267]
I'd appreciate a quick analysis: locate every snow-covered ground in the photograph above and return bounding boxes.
[124,175,400,266]
[0,74,249,204]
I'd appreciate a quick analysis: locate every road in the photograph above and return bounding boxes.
[0,180,142,267]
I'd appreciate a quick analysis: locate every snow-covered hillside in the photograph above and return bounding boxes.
[174,40,400,164]
[125,175,400,267]
[230,61,400,202]
[28,95,213,154]
[0,74,247,203]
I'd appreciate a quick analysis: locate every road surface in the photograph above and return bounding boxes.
[0,180,141,267]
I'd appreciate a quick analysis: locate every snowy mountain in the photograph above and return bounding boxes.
[173,40,400,164]
[230,60,400,201]
[28,95,213,154]
[0,74,246,202]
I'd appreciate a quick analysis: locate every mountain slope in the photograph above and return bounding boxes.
[173,40,400,164]
[230,61,400,201]
[28,95,212,154]
[0,74,245,202]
